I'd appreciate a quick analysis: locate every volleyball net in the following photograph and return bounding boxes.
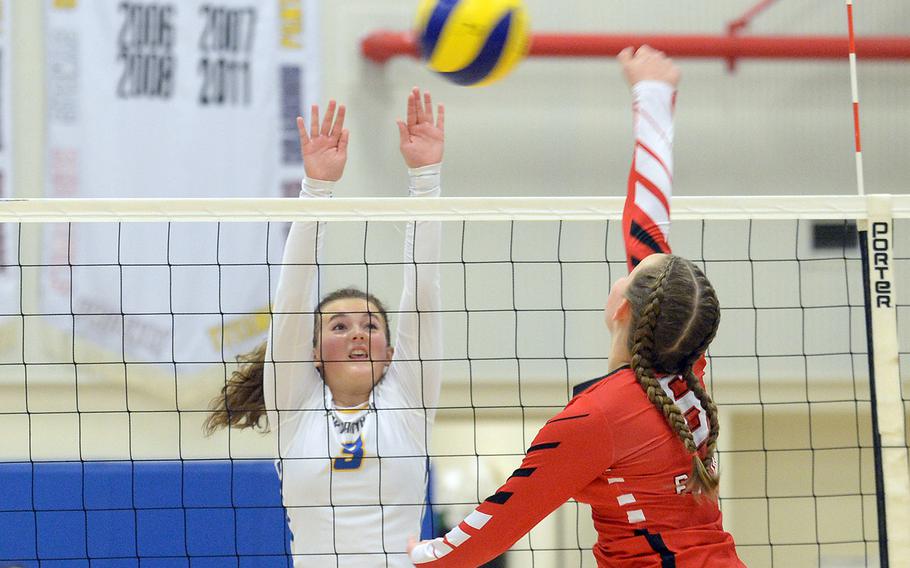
[0,194,908,567]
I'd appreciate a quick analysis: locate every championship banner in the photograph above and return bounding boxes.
[0,0,15,318]
[43,0,318,365]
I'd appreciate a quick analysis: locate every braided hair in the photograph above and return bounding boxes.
[626,255,721,496]
[203,287,391,435]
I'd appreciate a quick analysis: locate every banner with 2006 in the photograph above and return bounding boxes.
[42,0,319,367]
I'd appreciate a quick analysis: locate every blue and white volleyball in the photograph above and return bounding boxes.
[416,0,530,87]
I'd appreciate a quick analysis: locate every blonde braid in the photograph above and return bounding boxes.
[630,258,700,456]
[683,367,719,495]
[681,276,722,495]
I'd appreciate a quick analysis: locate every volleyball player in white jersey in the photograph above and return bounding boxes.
[205,87,445,567]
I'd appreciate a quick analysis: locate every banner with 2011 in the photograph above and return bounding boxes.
[41,0,319,367]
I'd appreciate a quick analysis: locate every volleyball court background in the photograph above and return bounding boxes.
[1,0,909,567]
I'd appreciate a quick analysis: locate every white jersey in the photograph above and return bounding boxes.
[262,165,443,567]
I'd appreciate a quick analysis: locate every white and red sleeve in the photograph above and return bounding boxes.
[410,398,614,567]
[622,80,676,272]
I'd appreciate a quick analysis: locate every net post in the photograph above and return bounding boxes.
[858,194,910,567]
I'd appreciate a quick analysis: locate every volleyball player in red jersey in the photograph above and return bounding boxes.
[408,46,745,567]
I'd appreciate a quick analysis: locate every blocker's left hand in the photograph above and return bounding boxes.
[398,87,445,169]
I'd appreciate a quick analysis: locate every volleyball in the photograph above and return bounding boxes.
[415,0,530,87]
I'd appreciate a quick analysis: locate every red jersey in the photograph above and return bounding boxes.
[411,81,743,567]
[411,366,743,567]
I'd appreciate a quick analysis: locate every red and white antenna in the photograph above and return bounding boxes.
[846,0,865,196]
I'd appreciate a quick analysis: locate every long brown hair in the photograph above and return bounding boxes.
[625,255,721,497]
[202,287,391,436]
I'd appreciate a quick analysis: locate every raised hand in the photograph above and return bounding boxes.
[297,100,349,182]
[618,45,681,89]
[397,87,445,169]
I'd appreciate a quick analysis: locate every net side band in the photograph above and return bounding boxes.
[1,194,908,222]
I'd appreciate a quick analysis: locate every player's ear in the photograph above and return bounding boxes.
[312,315,323,370]
[612,297,632,325]
[385,345,394,363]
[312,344,322,371]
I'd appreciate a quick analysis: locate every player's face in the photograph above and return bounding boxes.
[604,254,668,333]
[313,298,393,398]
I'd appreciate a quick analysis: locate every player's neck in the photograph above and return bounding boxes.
[607,329,632,373]
[331,390,371,408]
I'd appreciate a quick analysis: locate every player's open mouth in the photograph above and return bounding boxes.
[349,349,369,360]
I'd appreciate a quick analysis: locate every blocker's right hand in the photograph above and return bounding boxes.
[297,100,349,182]
[618,45,681,89]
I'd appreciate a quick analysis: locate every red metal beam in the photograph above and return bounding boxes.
[362,32,910,64]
